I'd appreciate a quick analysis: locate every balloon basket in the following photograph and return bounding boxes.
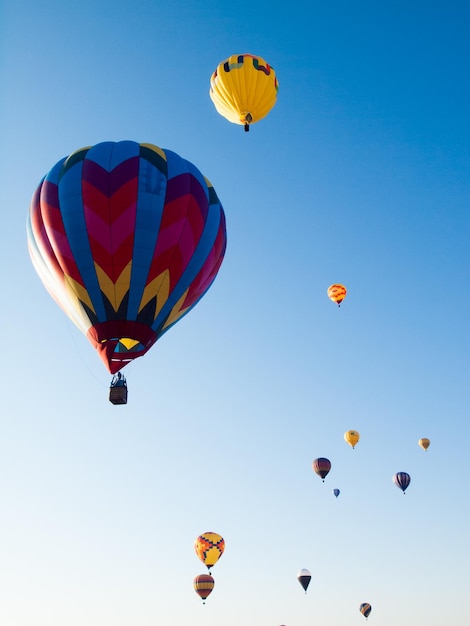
[109,385,128,405]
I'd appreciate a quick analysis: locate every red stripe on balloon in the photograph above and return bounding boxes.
[36,180,84,286]
[81,164,139,281]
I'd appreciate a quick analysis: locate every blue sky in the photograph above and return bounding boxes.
[1,1,469,624]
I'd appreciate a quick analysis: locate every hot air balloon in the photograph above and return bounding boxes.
[193,574,214,603]
[344,430,360,449]
[297,569,311,593]
[327,284,347,306]
[312,458,331,482]
[359,603,372,619]
[27,141,227,402]
[333,488,340,498]
[393,472,411,494]
[210,53,279,131]
[194,532,225,571]
[418,438,430,451]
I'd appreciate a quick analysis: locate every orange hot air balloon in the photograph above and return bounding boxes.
[327,284,347,306]
[193,574,214,603]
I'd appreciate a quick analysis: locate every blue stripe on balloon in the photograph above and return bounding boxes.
[127,154,168,318]
[57,155,107,321]
[162,148,192,178]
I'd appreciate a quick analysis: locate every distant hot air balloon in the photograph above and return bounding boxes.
[194,532,225,571]
[333,488,340,498]
[418,438,430,451]
[393,472,411,494]
[297,569,311,593]
[312,458,331,482]
[327,284,347,306]
[359,603,372,619]
[27,141,227,386]
[344,430,360,449]
[193,574,214,603]
[210,53,279,131]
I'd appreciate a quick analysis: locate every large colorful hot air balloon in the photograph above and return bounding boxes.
[27,141,227,375]
[193,574,214,603]
[312,458,331,482]
[327,284,347,306]
[418,438,430,451]
[297,569,311,593]
[359,602,372,619]
[393,472,411,494]
[344,430,360,449]
[194,532,225,571]
[210,53,279,131]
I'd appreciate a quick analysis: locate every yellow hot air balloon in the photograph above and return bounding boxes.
[210,53,279,131]
[344,430,360,449]
[418,438,430,451]
[327,284,347,306]
[194,532,225,571]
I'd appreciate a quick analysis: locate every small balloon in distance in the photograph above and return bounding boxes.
[297,568,311,593]
[327,284,347,306]
[312,457,331,481]
[194,532,225,571]
[194,574,215,603]
[393,472,411,493]
[344,430,360,449]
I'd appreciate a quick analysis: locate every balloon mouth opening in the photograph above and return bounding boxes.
[242,112,253,131]
[106,336,145,351]
[88,321,158,373]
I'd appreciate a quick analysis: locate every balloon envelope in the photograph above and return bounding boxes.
[194,532,225,570]
[210,53,278,130]
[27,141,227,374]
[193,574,214,602]
[333,488,340,498]
[312,458,331,481]
[344,430,360,448]
[418,437,430,451]
[360,603,372,618]
[327,284,347,306]
[297,568,311,593]
[393,472,411,493]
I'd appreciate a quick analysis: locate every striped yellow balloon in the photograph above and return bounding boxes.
[193,574,215,603]
[210,53,279,131]
[327,284,347,306]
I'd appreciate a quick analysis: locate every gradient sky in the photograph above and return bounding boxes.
[1,1,469,625]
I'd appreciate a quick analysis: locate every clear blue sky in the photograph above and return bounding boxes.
[1,1,469,624]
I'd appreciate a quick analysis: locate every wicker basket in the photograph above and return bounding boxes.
[109,385,128,405]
